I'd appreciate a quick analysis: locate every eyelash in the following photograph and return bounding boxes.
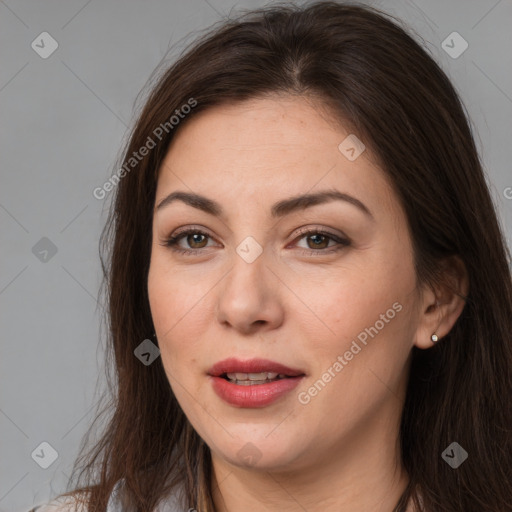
[160,227,350,257]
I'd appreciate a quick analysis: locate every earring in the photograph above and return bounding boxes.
[431,333,439,343]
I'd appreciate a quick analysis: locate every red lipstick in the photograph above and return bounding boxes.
[208,358,306,408]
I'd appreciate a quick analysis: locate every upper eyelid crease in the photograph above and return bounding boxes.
[162,227,350,254]
[169,226,346,243]
[155,189,374,221]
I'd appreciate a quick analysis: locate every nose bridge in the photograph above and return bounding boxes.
[216,237,284,332]
[224,238,270,306]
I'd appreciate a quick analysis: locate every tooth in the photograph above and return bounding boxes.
[224,372,286,384]
[236,379,268,385]
[248,372,269,380]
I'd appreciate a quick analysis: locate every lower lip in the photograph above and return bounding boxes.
[209,375,304,407]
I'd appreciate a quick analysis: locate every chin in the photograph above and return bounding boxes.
[210,431,303,470]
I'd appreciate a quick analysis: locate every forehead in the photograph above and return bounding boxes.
[155,95,397,220]
[161,95,346,169]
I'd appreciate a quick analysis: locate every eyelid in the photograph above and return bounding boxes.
[171,224,215,238]
[291,225,349,244]
[160,224,352,258]
[159,226,220,254]
[163,225,348,245]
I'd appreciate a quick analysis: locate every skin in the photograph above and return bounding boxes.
[147,95,467,512]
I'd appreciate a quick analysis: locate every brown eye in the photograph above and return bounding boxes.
[186,233,208,249]
[294,228,351,255]
[306,233,330,250]
[161,228,216,255]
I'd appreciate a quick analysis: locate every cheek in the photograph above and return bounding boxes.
[295,275,415,418]
[149,253,203,330]
[147,257,215,369]
[147,267,197,402]
[296,248,417,367]
[303,253,413,325]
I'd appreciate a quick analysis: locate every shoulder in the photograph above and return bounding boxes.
[27,492,89,512]
[28,478,188,512]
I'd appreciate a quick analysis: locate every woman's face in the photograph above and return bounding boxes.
[148,95,425,474]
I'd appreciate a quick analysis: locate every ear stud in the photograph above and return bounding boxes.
[431,333,439,343]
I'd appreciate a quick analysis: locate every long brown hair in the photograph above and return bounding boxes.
[56,2,512,511]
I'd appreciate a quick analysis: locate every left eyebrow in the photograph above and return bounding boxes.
[155,189,374,220]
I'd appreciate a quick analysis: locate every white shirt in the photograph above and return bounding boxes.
[27,478,188,512]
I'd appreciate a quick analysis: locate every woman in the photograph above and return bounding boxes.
[31,2,512,511]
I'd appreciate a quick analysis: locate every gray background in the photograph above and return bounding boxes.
[1,0,511,510]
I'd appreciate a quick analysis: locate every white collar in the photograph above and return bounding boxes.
[107,478,188,512]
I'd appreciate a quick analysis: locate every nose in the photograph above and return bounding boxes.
[216,250,285,335]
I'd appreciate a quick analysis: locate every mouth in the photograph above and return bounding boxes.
[219,371,294,385]
[207,358,306,407]
[208,357,306,382]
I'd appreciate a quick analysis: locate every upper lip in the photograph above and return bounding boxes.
[208,358,306,377]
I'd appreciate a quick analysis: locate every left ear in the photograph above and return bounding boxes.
[413,255,469,349]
